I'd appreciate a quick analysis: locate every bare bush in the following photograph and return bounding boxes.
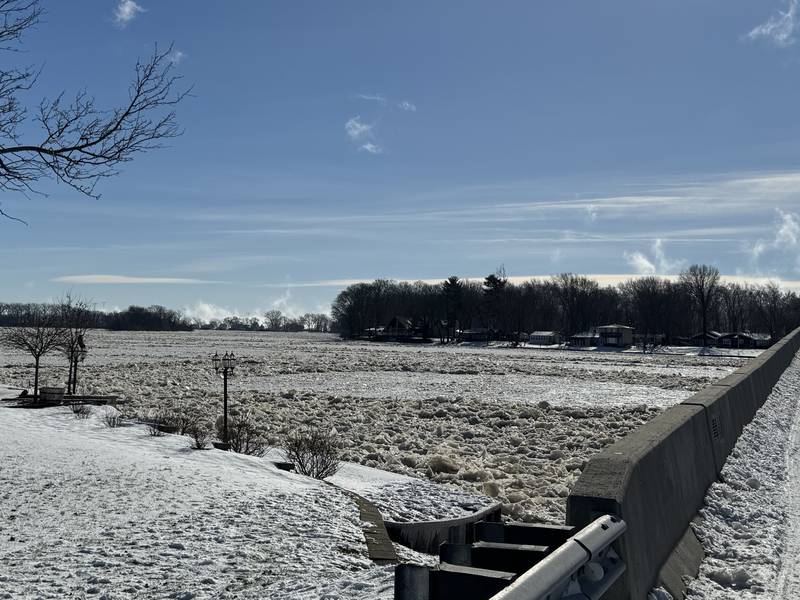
[70,403,91,419]
[285,426,341,480]
[145,408,166,437]
[168,406,194,435]
[100,406,121,428]
[189,421,213,450]
[215,408,269,457]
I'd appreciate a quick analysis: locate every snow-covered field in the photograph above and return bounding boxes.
[678,352,800,600]
[0,405,413,600]
[0,330,742,525]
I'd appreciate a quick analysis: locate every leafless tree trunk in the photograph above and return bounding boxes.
[679,265,721,347]
[58,294,93,394]
[0,1,190,222]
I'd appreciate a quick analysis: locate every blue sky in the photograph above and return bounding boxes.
[3,0,800,319]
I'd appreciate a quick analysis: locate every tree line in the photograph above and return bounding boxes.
[0,302,333,334]
[197,310,331,333]
[331,265,800,344]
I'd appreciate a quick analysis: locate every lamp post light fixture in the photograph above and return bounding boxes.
[212,351,237,449]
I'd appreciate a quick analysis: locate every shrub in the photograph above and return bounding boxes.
[168,406,195,435]
[100,406,122,428]
[285,425,341,480]
[189,421,213,450]
[145,408,167,437]
[70,402,91,419]
[215,408,269,457]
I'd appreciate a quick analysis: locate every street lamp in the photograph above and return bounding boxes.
[212,351,236,449]
[72,347,87,394]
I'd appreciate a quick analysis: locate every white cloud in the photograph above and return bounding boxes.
[182,301,235,322]
[398,100,417,112]
[52,274,211,284]
[359,142,383,154]
[748,0,799,46]
[585,204,598,223]
[114,0,145,27]
[624,251,657,276]
[623,239,684,276]
[750,209,800,274]
[356,93,387,104]
[345,116,372,141]
[168,49,186,65]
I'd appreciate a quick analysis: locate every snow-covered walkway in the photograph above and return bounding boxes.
[681,351,800,599]
[0,406,396,599]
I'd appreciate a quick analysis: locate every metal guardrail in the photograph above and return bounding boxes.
[488,515,627,600]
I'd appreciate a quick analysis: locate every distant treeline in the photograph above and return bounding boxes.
[196,310,332,333]
[330,267,800,343]
[0,303,194,331]
[0,303,333,333]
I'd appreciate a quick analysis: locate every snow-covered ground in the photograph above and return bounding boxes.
[678,351,800,599]
[0,405,422,600]
[0,330,742,524]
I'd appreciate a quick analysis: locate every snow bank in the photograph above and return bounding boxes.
[679,354,800,599]
[0,406,396,599]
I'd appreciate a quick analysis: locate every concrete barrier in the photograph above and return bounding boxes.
[567,326,800,600]
[385,502,502,554]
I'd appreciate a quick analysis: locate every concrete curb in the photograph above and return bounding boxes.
[566,326,800,600]
[385,502,503,555]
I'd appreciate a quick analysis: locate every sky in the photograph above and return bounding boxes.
[2,0,800,320]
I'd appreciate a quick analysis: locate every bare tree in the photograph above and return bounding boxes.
[58,293,93,394]
[0,1,189,222]
[679,264,721,347]
[263,309,284,331]
[0,303,66,398]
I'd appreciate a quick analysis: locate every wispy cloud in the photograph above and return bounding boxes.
[748,0,799,46]
[52,275,212,285]
[345,116,372,141]
[359,142,383,154]
[355,93,387,104]
[114,0,145,27]
[167,49,186,65]
[398,100,417,112]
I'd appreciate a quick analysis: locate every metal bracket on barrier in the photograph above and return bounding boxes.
[488,515,627,600]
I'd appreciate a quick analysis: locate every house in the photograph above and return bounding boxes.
[385,316,415,337]
[717,332,772,349]
[689,331,722,346]
[569,331,600,347]
[596,324,634,348]
[529,331,562,345]
[458,328,490,342]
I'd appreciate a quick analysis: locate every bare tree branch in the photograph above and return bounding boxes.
[0,1,190,221]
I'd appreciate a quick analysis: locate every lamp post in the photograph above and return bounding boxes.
[72,347,87,394]
[212,351,236,449]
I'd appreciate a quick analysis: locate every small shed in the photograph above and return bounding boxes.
[459,328,490,342]
[529,331,563,345]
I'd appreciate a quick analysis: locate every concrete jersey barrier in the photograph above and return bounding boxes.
[566,326,800,600]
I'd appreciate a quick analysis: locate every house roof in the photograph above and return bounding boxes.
[596,324,634,331]
[530,331,560,336]
[571,331,599,338]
